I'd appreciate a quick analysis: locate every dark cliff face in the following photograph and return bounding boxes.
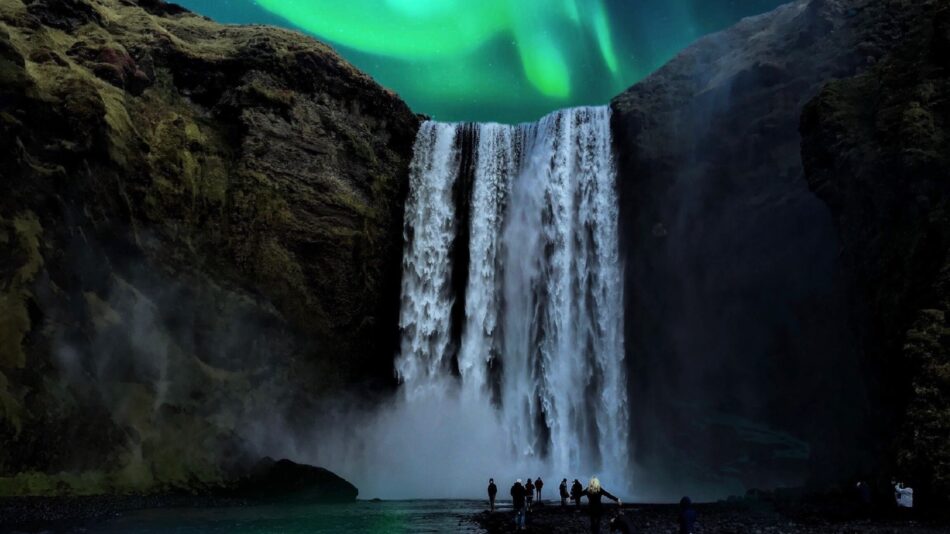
[802,1,950,508]
[0,0,418,492]
[611,0,939,495]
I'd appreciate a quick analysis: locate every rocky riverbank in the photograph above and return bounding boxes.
[472,501,950,533]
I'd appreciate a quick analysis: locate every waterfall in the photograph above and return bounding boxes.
[396,106,629,484]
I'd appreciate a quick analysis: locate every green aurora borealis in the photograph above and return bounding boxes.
[174,0,787,123]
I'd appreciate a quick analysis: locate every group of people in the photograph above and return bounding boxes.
[852,479,915,516]
[490,476,622,533]
[488,477,699,534]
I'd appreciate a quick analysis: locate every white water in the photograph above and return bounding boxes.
[296,107,629,499]
[396,106,628,492]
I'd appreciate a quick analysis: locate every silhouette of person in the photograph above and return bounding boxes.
[525,479,535,510]
[488,478,498,512]
[510,479,527,530]
[581,476,621,534]
[679,496,697,534]
[571,479,583,507]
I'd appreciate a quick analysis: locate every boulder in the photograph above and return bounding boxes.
[233,458,358,503]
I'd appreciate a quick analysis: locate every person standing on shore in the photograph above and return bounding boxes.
[511,479,527,530]
[525,479,535,511]
[678,496,697,534]
[571,479,583,508]
[535,477,544,502]
[559,479,569,506]
[893,481,914,510]
[487,478,498,512]
[581,476,621,534]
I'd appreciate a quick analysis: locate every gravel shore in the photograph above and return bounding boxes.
[472,501,950,533]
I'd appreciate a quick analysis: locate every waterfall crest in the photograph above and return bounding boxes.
[397,106,629,483]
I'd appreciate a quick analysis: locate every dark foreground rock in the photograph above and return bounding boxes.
[473,501,950,534]
[230,457,358,502]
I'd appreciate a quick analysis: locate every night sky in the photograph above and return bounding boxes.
[174,0,788,123]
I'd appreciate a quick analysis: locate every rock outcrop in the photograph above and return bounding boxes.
[0,0,418,493]
[801,1,950,509]
[611,0,946,496]
[233,457,358,502]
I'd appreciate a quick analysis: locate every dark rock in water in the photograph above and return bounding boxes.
[233,458,358,503]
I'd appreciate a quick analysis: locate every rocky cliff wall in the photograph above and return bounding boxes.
[0,0,418,493]
[802,1,950,508]
[611,0,942,496]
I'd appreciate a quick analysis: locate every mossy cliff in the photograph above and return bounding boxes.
[801,0,950,509]
[0,0,418,493]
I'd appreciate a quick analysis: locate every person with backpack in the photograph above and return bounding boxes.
[571,479,584,508]
[510,479,527,530]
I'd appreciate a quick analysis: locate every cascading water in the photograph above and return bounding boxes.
[395,106,630,490]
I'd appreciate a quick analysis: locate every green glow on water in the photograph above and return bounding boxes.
[174,0,789,122]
